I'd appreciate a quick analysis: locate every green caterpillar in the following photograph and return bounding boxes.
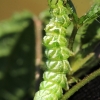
[34,0,73,100]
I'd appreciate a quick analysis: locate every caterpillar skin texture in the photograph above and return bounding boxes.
[34,0,73,100]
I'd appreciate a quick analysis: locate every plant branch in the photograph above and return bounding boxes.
[68,24,78,51]
[67,4,79,51]
[61,68,100,100]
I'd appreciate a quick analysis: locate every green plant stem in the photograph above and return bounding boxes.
[61,68,100,100]
[68,25,77,51]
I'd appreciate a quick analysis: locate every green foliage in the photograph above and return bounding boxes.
[70,2,100,76]
[0,11,35,100]
[0,0,100,100]
[0,11,33,57]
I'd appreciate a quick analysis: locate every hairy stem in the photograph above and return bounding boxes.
[61,68,100,100]
[68,24,78,51]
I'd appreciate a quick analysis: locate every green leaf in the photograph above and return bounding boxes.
[0,11,36,100]
[69,3,100,76]
[79,3,100,25]
[0,11,32,57]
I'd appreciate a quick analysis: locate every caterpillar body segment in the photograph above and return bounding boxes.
[34,0,73,100]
